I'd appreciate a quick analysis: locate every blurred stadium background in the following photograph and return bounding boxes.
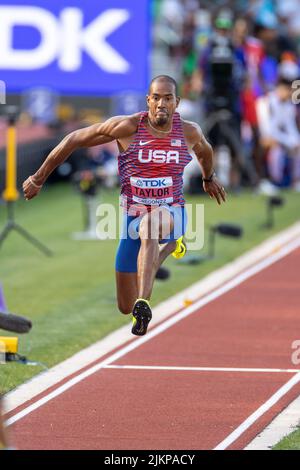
[0,0,300,410]
[0,0,300,195]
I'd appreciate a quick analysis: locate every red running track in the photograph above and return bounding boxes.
[7,247,300,450]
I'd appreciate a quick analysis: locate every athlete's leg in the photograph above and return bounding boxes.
[115,272,137,315]
[137,207,174,300]
[115,210,142,315]
[130,208,175,336]
[158,241,177,265]
[115,240,175,314]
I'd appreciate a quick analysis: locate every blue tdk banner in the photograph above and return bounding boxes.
[0,0,150,95]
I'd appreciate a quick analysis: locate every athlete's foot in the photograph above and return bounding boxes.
[131,299,152,336]
[172,236,187,259]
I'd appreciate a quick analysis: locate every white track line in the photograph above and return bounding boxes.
[214,372,300,450]
[6,236,300,429]
[104,365,300,374]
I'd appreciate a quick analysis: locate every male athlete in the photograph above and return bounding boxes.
[23,75,226,336]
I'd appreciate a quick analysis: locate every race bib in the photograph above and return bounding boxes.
[130,176,174,205]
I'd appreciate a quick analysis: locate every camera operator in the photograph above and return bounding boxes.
[192,11,255,188]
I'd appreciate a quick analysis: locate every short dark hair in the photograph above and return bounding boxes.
[149,75,178,95]
[277,77,294,87]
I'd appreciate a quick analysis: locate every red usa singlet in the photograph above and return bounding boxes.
[118,111,192,211]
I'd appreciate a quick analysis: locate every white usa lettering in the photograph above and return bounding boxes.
[138,149,179,164]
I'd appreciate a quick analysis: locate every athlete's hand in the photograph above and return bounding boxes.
[23,176,43,200]
[203,176,226,205]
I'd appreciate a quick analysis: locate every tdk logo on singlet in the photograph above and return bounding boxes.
[138,150,179,164]
[141,179,167,187]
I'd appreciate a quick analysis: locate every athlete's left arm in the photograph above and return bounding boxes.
[183,121,226,205]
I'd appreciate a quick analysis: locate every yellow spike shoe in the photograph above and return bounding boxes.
[132,299,152,336]
[172,236,187,259]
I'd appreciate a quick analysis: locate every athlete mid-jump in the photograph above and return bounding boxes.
[23,75,226,336]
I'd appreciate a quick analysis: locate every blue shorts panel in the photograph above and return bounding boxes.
[115,206,187,273]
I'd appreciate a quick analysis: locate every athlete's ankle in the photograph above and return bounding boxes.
[135,298,151,307]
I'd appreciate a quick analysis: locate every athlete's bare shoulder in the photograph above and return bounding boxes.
[100,113,140,140]
[181,119,205,148]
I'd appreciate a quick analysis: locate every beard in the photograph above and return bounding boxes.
[155,114,169,126]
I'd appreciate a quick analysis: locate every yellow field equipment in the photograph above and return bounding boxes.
[0,336,18,354]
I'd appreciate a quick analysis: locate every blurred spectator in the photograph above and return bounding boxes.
[87,142,119,189]
[233,18,266,96]
[256,60,300,191]
[192,10,258,189]
[276,0,300,47]
[193,10,246,114]
[57,112,119,188]
[233,18,266,184]
[154,0,185,61]
[250,1,297,88]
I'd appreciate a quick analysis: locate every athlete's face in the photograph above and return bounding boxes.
[277,83,293,101]
[147,81,180,127]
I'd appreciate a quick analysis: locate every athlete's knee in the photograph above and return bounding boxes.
[139,213,160,240]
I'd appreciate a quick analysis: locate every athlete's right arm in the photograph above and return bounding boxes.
[23,115,138,200]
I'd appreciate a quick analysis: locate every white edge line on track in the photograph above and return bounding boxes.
[5,233,300,431]
[5,221,300,414]
[214,372,300,450]
[244,394,300,450]
[104,365,300,374]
